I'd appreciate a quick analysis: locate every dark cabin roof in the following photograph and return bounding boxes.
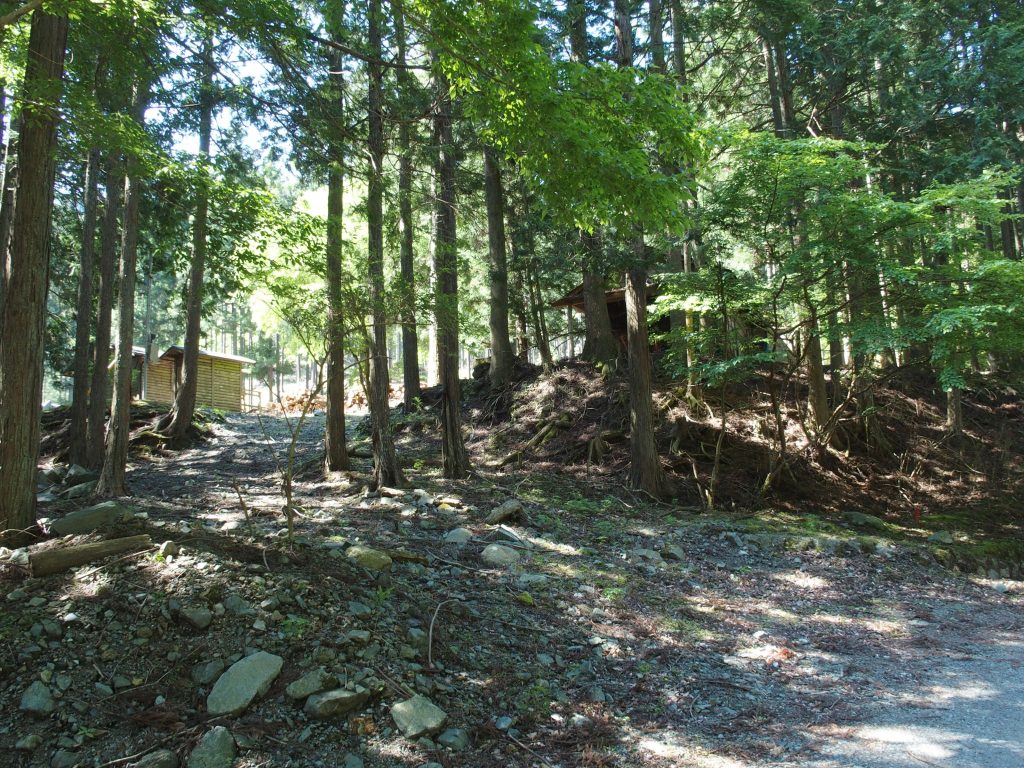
[551,282,661,311]
[158,346,256,365]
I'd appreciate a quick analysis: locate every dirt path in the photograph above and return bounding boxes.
[7,411,1022,768]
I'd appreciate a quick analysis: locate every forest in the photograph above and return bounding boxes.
[1,1,1023,767]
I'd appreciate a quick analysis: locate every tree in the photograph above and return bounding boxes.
[161,29,214,442]
[0,8,68,546]
[484,146,515,388]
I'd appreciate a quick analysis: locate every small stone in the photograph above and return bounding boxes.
[286,668,338,700]
[158,541,179,557]
[191,659,226,686]
[485,499,523,525]
[481,544,521,567]
[223,593,254,615]
[443,528,473,546]
[304,687,370,719]
[661,544,686,561]
[187,726,235,768]
[438,727,470,751]
[19,681,55,716]
[341,754,364,768]
[536,653,555,667]
[348,600,372,618]
[570,713,594,728]
[928,530,955,544]
[15,734,43,751]
[391,695,447,739]
[178,607,213,631]
[135,749,179,768]
[50,749,79,768]
[346,545,393,572]
[495,715,513,731]
[206,651,283,716]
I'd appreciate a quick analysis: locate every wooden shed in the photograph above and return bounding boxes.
[144,346,254,412]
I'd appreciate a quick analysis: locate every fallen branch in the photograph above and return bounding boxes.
[30,535,153,577]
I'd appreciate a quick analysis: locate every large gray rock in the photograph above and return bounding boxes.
[485,499,523,525]
[928,530,955,544]
[187,726,235,768]
[50,500,131,535]
[843,510,887,531]
[19,681,55,716]
[304,686,370,719]
[134,749,179,768]
[285,668,337,701]
[206,651,283,716]
[481,544,521,567]
[346,545,392,572]
[391,695,447,739]
[443,528,473,546]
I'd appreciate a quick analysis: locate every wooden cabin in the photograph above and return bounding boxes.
[145,346,254,412]
[551,282,667,352]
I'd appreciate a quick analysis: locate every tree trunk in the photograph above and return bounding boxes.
[625,266,672,498]
[581,236,618,365]
[367,0,403,487]
[162,32,213,441]
[86,156,122,468]
[0,9,68,547]
[69,147,100,465]
[324,11,348,472]
[395,4,420,409]
[97,85,148,497]
[432,60,469,479]
[484,147,514,388]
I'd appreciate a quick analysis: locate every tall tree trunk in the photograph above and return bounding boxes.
[569,0,616,364]
[162,32,213,441]
[98,85,149,497]
[432,60,469,479]
[0,9,68,546]
[69,147,100,465]
[649,0,665,72]
[626,265,672,498]
[324,9,348,472]
[395,3,420,409]
[367,0,403,487]
[86,157,122,468]
[484,146,514,388]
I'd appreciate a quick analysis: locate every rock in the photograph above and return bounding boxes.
[495,715,513,731]
[51,749,80,768]
[928,530,954,544]
[49,500,131,536]
[206,651,283,716]
[222,593,254,615]
[19,681,55,716]
[443,528,473,546]
[187,726,235,768]
[570,713,593,728]
[391,695,447,739]
[191,659,226,686]
[843,510,887,531]
[178,607,213,631]
[661,544,686,561]
[158,541,179,557]
[65,464,97,486]
[633,548,663,563]
[340,754,364,768]
[15,734,43,751]
[348,600,372,619]
[516,573,549,587]
[60,481,97,499]
[486,499,523,525]
[492,525,529,546]
[286,668,338,701]
[134,749,179,768]
[481,544,521,567]
[304,686,370,719]
[346,545,393,572]
[438,728,470,751]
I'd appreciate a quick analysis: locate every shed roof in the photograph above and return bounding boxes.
[551,281,661,310]
[158,346,256,365]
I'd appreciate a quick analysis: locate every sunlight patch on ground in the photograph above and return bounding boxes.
[773,570,831,590]
[638,735,751,766]
[812,612,905,635]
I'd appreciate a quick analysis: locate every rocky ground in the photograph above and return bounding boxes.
[2,411,1022,768]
